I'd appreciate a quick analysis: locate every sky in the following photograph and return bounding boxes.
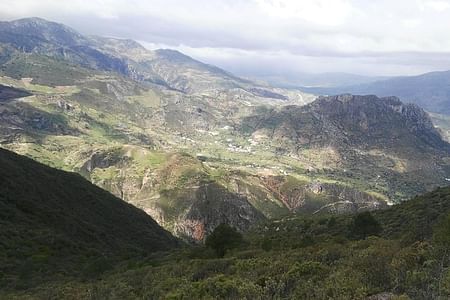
[1,0,450,77]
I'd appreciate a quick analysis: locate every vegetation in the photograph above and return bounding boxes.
[0,22,449,245]
[205,224,244,257]
[0,148,178,291]
[349,211,382,239]
[1,17,450,299]
[1,152,450,299]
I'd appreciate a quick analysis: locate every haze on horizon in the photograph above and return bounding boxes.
[1,0,450,78]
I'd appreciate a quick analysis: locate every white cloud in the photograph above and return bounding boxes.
[254,0,355,26]
[0,0,450,76]
[424,0,450,12]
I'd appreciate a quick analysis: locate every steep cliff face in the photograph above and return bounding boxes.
[307,95,446,150]
[173,183,265,242]
[80,150,266,242]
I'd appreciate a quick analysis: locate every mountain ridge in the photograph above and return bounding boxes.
[0,17,305,100]
[0,147,179,289]
[303,70,450,115]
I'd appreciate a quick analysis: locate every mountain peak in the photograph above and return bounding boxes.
[0,17,87,47]
[155,49,195,62]
[11,16,53,25]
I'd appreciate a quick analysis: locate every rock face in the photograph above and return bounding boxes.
[173,183,265,242]
[81,150,129,173]
[243,94,448,151]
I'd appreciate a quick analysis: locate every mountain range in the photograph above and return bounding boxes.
[0,17,449,244]
[1,16,450,299]
[303,70,450,116]
[246,72,387,89]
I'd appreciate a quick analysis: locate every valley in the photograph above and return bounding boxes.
[0,18,449,243]
[2,145,450,298]
[0,10,450,300]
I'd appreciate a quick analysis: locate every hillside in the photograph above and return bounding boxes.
[430,112,450,142]
[0,85,31,101]
[303,70,450,115]
[242,94,448,151]
[0,17,449,243]
[4,185,450,299]
[241,94,450,203]
[0,17,312,101]
[0,148,178,290]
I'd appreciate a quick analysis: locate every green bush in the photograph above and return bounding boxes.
[205,224,244,258]
[350,212,383,239]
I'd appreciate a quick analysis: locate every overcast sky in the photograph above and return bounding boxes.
[1,0,450,77]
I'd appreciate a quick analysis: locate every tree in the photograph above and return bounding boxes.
[349,211,382,239]
[205,224,243,257]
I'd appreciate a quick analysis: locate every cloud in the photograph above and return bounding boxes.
[0,0,450,76]
[422,0,450,12]
[254,0,355,26]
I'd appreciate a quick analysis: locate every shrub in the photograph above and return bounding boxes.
[350,212,382,239]
[205,224,243,258]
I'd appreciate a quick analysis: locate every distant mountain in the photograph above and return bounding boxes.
[0,17,310,101]
[247,72,387,89]
[303,70,450,115]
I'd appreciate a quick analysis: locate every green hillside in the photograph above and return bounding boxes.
[3,182,449,299]
[0,148,178,291]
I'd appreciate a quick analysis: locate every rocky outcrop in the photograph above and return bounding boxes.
[242,94,449,151]
[81,149,129,173]
[173,183,266,242]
